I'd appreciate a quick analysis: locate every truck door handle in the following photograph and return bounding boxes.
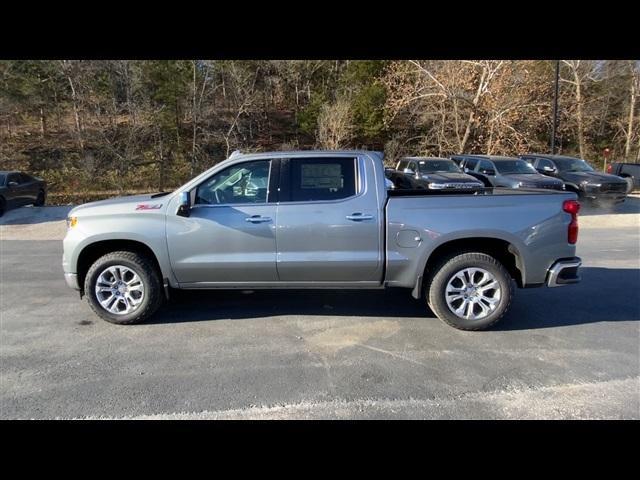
[346,213,374,221]
[245,215,272,223]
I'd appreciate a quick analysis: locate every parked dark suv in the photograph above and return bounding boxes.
[606,162,639,193]
[0,171,47,217]
[450,155,565,190]
[520,154,628,203]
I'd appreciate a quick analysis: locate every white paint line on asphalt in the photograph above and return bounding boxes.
[355,343,429,368]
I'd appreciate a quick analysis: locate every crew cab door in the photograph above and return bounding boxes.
[166,159,278,284]
[274,155,383,283]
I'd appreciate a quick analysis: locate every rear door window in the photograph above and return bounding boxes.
[478,160,495,173]
[283,157,357,202]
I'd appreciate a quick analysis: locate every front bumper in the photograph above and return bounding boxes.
[583,193,626,202]
[64,272,80,290]
[547,257,581,287]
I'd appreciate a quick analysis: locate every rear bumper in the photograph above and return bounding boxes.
[64,272,80,290]
[547,257,581,287]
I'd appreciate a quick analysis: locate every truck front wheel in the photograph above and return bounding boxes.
[84,251,164,324]
[426,252,513,330]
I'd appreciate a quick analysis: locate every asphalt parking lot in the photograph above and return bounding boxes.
[1,199,639,419]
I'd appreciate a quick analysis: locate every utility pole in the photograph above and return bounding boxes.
[551,60,560,154]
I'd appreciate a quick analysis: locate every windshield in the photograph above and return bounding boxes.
[495,160,538,174]
[0,174,5,186]
[417,160,461,174]
[553,158,595,172]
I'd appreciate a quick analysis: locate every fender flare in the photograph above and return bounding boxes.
[410,232,529,298]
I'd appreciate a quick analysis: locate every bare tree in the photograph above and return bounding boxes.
[561,60,600,159]
[316,99,354,149]
[220,62,260,157]
[60,60,84,151]
[623,61,639,160]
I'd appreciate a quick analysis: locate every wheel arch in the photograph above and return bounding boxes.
[76,239,164,296]
[563,182,581,194]
[412,236,526,298]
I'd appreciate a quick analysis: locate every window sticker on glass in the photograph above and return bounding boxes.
[300,163,343,190]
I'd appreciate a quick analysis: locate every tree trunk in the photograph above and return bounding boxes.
[157,129,165,191]
[624,66,637,160]
[39,107,46,138]
[53,87,62,131]
[65,69,84,151]
[575,77,585,159]
[191,60,197,176]
[459,69,487,153]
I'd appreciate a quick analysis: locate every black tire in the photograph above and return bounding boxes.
[34,190,45,206]
[0,197,5,217]
[426,252,514,331]
[623,177,634,194]
[84,250,164,325]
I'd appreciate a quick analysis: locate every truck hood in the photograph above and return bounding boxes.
[504,173,563,186]
[70,193,172,217]
[420,172,483,184]
[560,171,627,185]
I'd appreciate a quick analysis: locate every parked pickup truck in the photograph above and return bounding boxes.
[521,154,628,204]
[386,157,484,191]
[606,162,639,193]
[63,150,582,330]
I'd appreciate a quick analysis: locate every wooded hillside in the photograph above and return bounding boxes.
[1,60,638,203]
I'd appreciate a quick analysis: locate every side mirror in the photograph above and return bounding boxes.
[177,191,191,217]
[403,168,415,175]
[8,181,18,187]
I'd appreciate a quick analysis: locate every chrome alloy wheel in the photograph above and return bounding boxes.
[444,267,501,320]
[94,265,145,315]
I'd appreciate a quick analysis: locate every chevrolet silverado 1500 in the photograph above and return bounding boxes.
[63,150,582,330]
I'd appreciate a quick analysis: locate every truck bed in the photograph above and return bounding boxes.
[384,188,577,290]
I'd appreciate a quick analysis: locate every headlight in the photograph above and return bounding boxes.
[66,216,78,228]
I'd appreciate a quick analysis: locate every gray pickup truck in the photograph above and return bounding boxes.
[63,150,582,330]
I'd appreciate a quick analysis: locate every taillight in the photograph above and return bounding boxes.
[563,199,580,244]
[606,164,612,173]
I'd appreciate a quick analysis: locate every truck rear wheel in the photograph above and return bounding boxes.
[426,252,513,331]
[84,251,164,324]
[623,176,634,193]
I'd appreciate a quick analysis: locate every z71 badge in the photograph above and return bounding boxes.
[135,204,162,210]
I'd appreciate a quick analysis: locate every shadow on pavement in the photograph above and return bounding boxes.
[147,267,639,330]
[0,205,74,225]
[497,267,640,330]
[149,288,428,324]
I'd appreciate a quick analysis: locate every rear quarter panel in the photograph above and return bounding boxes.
[385,190,578,289]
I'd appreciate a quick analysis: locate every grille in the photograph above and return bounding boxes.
[521,183,562,190]
[600,183,626,193]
